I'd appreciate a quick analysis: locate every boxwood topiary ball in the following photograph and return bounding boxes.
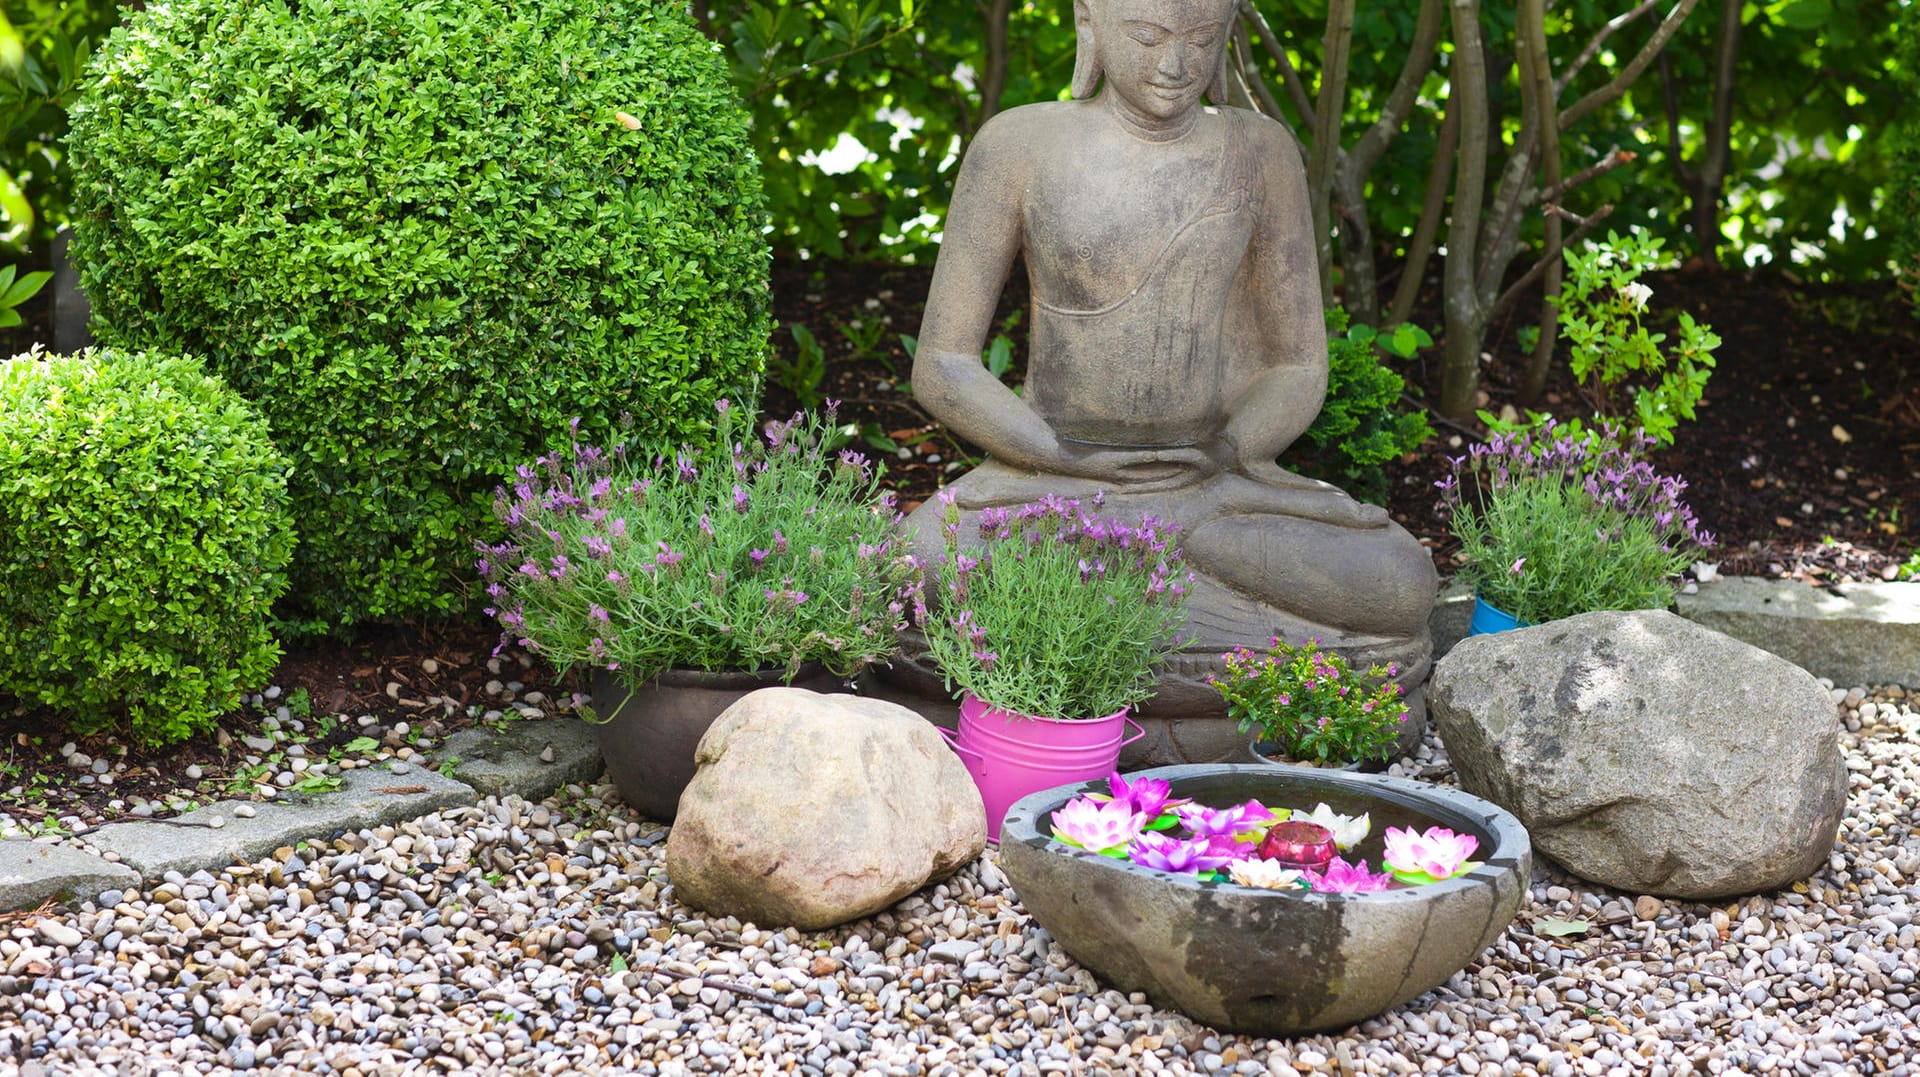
[68,0,772,627]
[0,349,295,746]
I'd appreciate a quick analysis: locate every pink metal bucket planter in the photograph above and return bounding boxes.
[941,692,1145,841]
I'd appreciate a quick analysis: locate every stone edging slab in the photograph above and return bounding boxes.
[1433,577,1920,689]
[1,717,603,912]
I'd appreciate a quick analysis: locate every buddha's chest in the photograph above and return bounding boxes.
[1022,143,1253,312]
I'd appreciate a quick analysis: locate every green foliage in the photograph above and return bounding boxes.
[0,0,118,252]
[481,404,912,687]
[68,0,771,628]
[771,323,829,409]
[916,495,1189,722]
[1892,8,1920,315]
[0,348,294,746]
[1553,230,1719,445]
[714,0,1075,260]
[1211,638,1408,767]
[0,260,46,326]
[1287,309,1432,505]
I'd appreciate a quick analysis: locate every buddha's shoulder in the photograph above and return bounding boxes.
[973,100,1094,144]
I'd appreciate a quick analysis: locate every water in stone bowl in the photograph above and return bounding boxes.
[999,763,1531,1037]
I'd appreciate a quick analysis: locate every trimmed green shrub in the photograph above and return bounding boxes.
[0,349,294,745]
[1284,309,1433,505]
[67,0,771,627]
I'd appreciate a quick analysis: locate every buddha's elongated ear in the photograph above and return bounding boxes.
[1205,42,1230,106]
[1071,0,1101,99]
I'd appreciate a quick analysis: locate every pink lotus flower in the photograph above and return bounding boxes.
[1305,856,1395,893]
[1051,796,1147,853]
[1174,800,1280,840]
[1128,832,1237,874]
[1382,826,1480,882]
[1105,771,1185,818]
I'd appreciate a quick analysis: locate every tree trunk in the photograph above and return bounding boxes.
[1439,0,1490,419]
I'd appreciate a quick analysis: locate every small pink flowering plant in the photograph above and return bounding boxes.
[915,493,1191,721]
[1048,772,1479,894]
[478,402,914,695]
[1210,637,1408,767]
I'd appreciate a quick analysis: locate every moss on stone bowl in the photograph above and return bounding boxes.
[1000,763,1531,1037]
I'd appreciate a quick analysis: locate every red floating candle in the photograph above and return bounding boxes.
[1259,820,1336,871]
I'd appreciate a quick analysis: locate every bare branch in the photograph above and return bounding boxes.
[1349,0,1446,175]
[1307,0,1356,308]
[1439,0,1492,417]
[1657,52,1699,187]
[1493,202,1615,319]
[1386,108,1458,327]
[1519,0,1564,405]
[1239,0,1317,128]
[1560,0,1701,132]
[976,0,1013,128]
[1556,0,1660,95]
[1539,147,1637,205]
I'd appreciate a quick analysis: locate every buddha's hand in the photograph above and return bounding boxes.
[1237,457,1391,528]
[1059,444,1217,492]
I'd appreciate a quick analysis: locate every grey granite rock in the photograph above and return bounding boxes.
[1677,577,1920,688]
[1432,610,1845,899]
[87,764,473,880]
[433,717,603,800]
[0,841,139,910]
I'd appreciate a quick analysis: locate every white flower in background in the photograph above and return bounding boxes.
[1305,803,1371,851]
[1621,281,1653,311]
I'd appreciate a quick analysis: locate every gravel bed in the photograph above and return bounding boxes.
[4,687,1917,1076]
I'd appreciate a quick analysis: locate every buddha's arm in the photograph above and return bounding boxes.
[912,124,1065,474]
[1221,130,1329,475]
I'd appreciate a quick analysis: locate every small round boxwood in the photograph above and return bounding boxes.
[68,0,772,627]
[0,349,295,746]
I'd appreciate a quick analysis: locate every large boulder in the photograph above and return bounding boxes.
[1430,610,1845,899]
[665,688,986,929]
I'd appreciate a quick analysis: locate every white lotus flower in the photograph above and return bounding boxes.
[1228,858,1306,891]
[1305,803,1371,851]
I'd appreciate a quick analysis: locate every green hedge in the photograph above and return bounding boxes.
[0,349,293,745]
[68,0,771,627]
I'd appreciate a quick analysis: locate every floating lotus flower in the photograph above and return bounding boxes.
[1130,831,1238,874]
[1382,825,1481,884]
[1306,856,1395,894]
[1227,857,1306,891]
[1303,802,1371,851]
[1103,770,1186,819]
[1051,796,1147,853]
[1169,801,1268,841]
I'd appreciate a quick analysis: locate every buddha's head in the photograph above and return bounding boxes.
[1072,0,1234,122]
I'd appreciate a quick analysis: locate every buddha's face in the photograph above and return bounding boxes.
[1089,0,1232,124]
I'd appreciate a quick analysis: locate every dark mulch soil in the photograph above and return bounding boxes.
[6,256,1917,830]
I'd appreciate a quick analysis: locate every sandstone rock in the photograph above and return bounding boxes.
[1431,610,1844,899]
[665,688,986,929]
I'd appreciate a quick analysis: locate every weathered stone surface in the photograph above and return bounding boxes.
[1677,577,1920,688]
[1001,764,1530,1037]
[0,841,139,910]
[88,765,473,880]
[666,688,986,930]
[435,717,603,800]
[1432,610,1845,899]
[1429,580,1476,662]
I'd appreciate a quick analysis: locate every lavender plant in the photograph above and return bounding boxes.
[1436,422,1714,625]
[477,402,913,689]
[914,493,1190,721]
[1211,638,1408,767]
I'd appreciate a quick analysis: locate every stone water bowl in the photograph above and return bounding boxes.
[1000,764,1531,1037]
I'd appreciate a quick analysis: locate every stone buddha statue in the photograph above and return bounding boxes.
[897,0,1438,754]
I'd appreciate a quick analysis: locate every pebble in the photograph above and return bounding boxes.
[10,688,1919,1077]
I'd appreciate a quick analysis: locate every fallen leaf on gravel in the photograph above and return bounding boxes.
[1535,918,1591,938]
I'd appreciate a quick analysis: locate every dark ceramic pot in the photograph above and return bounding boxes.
[1000,763,1531,1037]
[590,665,841,821]
[1244,737,1373,773]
